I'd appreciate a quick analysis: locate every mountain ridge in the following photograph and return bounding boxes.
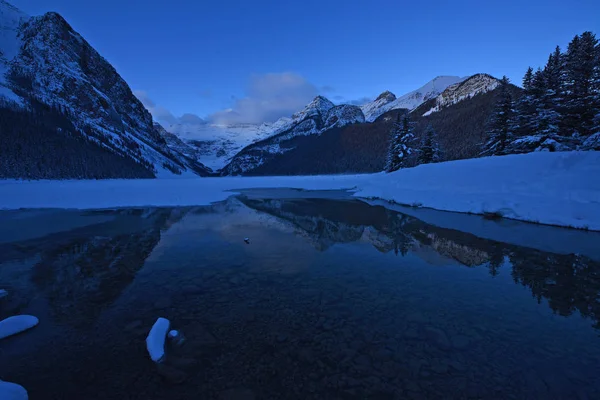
[0,1,210,178]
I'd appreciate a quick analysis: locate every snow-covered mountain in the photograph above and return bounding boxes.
[361,76,465,122]
[162,122,281,171]
[164,95,361,172]
[220,97,365,175]
[167,78,466,171]
[0,0,209,178]
[422,73,501,116]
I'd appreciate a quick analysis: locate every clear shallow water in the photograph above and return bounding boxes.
[0,195,599,399]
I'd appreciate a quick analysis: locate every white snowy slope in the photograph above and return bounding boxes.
[422,73,501,116]
[1,152,599,230]
[361,76,465,122]
[164,122,283,172]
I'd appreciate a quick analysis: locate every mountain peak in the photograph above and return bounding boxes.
[291,95,334,120]
[422,73,501,116]
[375,90,396,102]
[310,95,334,108]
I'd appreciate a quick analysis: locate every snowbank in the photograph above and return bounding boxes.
[357,151,600,230]
[0,152,598,230]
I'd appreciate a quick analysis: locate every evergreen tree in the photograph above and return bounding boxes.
[562,32,599,136]
[385,113,414,172]
[418,125,441,165]
[482,76,515,155]
[531,68,561,136]
[544,46,563,95]
[513,67,537,136]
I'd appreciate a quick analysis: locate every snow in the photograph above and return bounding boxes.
[0,380,28,400]
[165,122,281,171]
[0,0,28,104]
[423,74,500,116]
[361,76,465,122]
[0,315,39,340]
[0,152,598,230]
[146,317,170,363]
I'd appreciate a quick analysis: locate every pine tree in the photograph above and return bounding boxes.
[562,32,599,136]
[531,68,561,136]
[592,37,600,134]
[385,113,414,172]
[513,67,537,136]
[482,76,515,156]
[418,125,441,165]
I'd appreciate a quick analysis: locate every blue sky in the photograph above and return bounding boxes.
[13,0,600,125]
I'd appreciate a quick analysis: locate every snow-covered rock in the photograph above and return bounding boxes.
[0,315,39,340]
[361,76,465,122]
[146,317,170,363]
[361,91,396,122]
[292,95,335,121]
[509,134,579,153]
[0,380,28,400]
[323,104,365,129]
[422,74,501,116]
[582,132,600,151]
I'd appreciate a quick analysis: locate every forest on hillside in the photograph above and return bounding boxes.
[0,99,155,179]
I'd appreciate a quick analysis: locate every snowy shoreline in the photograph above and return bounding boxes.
[0,152,598,231]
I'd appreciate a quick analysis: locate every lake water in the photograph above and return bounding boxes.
[1,193,600,399]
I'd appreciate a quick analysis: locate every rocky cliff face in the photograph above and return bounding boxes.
[0,1,209,178]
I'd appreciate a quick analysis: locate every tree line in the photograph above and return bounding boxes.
[385,30,599,172]
[484,31,599,155]
[0,98,155,179]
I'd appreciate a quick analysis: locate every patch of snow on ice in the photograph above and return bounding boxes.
[146,317,170,363]
[0,315,39,340]
[0,380,28,400]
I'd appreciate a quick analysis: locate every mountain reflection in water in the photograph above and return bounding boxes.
[1,196,599,400]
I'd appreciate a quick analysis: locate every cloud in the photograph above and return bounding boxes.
[209,72,319,124]
[349,97,372,106]
[320,85,336,93]
[134,90,205,126]
[333,95,345,101]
